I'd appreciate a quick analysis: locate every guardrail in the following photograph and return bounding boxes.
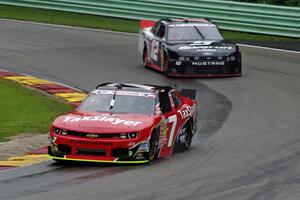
[0,0,299,37]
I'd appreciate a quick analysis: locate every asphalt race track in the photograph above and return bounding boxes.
[0,20,299,200]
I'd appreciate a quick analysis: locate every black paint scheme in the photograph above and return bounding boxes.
[138,18,242,77]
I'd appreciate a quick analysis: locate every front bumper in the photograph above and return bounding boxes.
[167,59,241,77]
[48,134,150,163]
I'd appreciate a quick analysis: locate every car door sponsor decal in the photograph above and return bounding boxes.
[178,105,194,119]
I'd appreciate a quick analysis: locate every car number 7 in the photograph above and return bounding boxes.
[167,115,177,147]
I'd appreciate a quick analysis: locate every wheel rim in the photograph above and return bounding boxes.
[148,135,156,160]
[184,124,192,147]
[143,50,148,66]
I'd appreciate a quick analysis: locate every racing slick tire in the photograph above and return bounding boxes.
[148,130,159,162]
[183,120,193,150]
[175,120,193,152]
[143,47,150,68]
[237,52,242,74]
[163,53,171,77]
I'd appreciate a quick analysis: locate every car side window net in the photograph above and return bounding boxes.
[157,24,165,38]
[172,92,181,108]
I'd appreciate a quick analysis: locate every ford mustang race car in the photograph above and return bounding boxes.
[48,83,197,163]
[138,18,242,77]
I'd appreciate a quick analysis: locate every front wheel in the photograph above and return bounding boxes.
[143,47,149,68]
[148,131,159,162]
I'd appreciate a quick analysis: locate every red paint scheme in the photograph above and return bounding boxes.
[48,86,197,163]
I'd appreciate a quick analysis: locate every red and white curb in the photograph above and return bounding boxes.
[0,69,86,171]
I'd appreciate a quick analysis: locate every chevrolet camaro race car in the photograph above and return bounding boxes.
[48,83,197,163]
[138,18,242,77]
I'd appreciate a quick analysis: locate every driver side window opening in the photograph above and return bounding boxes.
[156,24,165,38]
[159,90,172,113]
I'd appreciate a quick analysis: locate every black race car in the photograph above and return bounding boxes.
[138,18,242,77]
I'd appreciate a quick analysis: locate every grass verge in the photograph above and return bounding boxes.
[0,79,72,142]
[0,4,300,42]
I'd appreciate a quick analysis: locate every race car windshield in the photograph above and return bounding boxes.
[78,92,155,115]
[167,24,223,41]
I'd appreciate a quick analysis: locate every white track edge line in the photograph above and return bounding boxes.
[237,43,300,54]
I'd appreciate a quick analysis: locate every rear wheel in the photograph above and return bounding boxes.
[183,121,193,149]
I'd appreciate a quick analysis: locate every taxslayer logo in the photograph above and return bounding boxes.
[63,115,142,126]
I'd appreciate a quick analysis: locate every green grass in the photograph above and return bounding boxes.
[1,4,300,42]
[0,5,140,33]
[0,79,73,142]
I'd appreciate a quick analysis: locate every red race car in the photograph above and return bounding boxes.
[48,83,197,163]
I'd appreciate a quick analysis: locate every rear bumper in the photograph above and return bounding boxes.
[168,73,241,77]
[167,60,241,77]
[48,134,150,163]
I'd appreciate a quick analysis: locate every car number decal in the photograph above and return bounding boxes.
[167,114,177,147]
[151,40,159,61]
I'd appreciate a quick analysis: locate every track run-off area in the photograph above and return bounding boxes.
[0,20,299,200]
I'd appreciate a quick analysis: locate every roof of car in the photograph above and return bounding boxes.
[95,83,173,93]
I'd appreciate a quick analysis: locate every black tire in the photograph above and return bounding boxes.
[182,121,193,150]
[238,52,242,74]
[163,53,171,77]
[143,47,149,68]
[148,130,159,162]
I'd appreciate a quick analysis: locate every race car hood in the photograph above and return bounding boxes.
[52,111,155,133]
[165,40,237,57]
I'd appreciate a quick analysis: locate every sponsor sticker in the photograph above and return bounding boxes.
[70,140,112,146]
[191,61,225,66]
[137,141,150,152]
[168,24,215,27]
[179,128,187,143]
[91,90,155,98]
[63,115,143,126]
[175,61,182,66]
[179,46,233,50]
[190,41,214,46]
[178,106,193,119]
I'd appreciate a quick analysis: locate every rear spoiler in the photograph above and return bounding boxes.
[140,20,156,29]
[180,89,196,100]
